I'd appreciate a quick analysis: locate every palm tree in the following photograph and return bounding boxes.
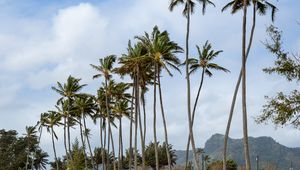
[117,41,151,169]
[136,26,183,170]
[221,1,277,169]
[24,126,38,170]
[42,111,62,170]
[91,55,117,170]
[169,1,215,169]
[52,75,86,160]
[184,41,229,167]
[33,149,49,170]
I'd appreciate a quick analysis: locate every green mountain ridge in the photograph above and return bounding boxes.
[175,134,300,169]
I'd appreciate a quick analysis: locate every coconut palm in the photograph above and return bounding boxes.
[169,1,215,169]
[91,55,117,170]
[33,149,49,170]
[136,26,183,170]
[42,111,62,170]
[117,41,151,169]
[221,1,277,169]
[184,41,229,166]
[24,126,38,170]
[52,75,86,160]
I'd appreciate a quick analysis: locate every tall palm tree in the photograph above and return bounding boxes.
[117,41,151,169]
[24,126,38,170]
[184,41,229,167]
[169,1,215,169]
[42,111,62,170]
[52,75,86,160]
[91,55,117,170]
[136,26,183,170]
[221,1,277,169]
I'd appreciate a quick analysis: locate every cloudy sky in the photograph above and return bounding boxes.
[0,0,299,159]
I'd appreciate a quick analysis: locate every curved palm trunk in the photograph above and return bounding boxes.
[153,64,160,170]
[223,4,256,170]
[185,9,201,170]
[129,85,135,170]
[185,68,205,169]
[105,79,113,169]
[158,70,172,170]
[67,115,73,161]
[242,0,251,169]
[79,118,88,169]
[51,127,59,170]
[83,115,96,169]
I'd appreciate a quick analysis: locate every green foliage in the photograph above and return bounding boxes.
[0,129,48,170]
[257,25,300,128]
[207,159,237,170]
[144,142,177,168]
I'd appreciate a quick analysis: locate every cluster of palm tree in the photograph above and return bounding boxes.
[33,0,280,170]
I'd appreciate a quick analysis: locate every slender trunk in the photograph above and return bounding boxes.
[129,84,135,170]
[83,115,95,169]
[153,64,159,170]
[158,70,172,170]
[137,68,146,169]
[51,127,59,170]
[223,4,256,170]
[242,1,251,169]
[118,118,123,170]
[185,68,205,169]
[104,120,107,169]
[105,79,112,169]
[141,93,147,147]
[67,115,72,160]
[109,124,116,170]
[186,9,200,170]
[134,73,139,170]
[100,117,106,170]
[64,117,69,159]
[79,117,88,169]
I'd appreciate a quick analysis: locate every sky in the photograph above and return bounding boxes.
[0,0,300,160]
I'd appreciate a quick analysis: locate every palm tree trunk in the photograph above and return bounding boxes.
[185,68,205,169]
[100,117,106,170]
[83,115,96,169]
[109,124,116,170]
[67,115,72,160]
[79,117,88,169]
[129,84,135,170]
[185,9,201,170]
[105,78,112,169]
[134,73,139,170]
[141,93,147,147]
[158,70,172,170]
[223,4,256,170]
[242,0,251,169]
[51,127,59,170]
[118,118,123,170]
[63,117,69,160]
[153,64,160,170]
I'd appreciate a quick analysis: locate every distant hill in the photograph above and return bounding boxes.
[175,134,300,169]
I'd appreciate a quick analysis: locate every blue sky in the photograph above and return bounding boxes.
[0,0,300,160]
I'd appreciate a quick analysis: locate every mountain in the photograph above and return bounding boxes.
[175,134,300,169]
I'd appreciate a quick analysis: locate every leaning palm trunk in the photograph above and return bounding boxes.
[83,116,96,169]
[100,117,106,170]
[105,79,113,169]
[79,118,88,169]
[141,93,147,146]
[185,8,201,170]
[153,64,160,170]
[185,68,205,169]
[118,118,123,170]
[67,115,73,161]
[242,0,251,169]
[51,127,59,170]
[109,124,116,170]
[223,4,256,169]
[158,70,172,170]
